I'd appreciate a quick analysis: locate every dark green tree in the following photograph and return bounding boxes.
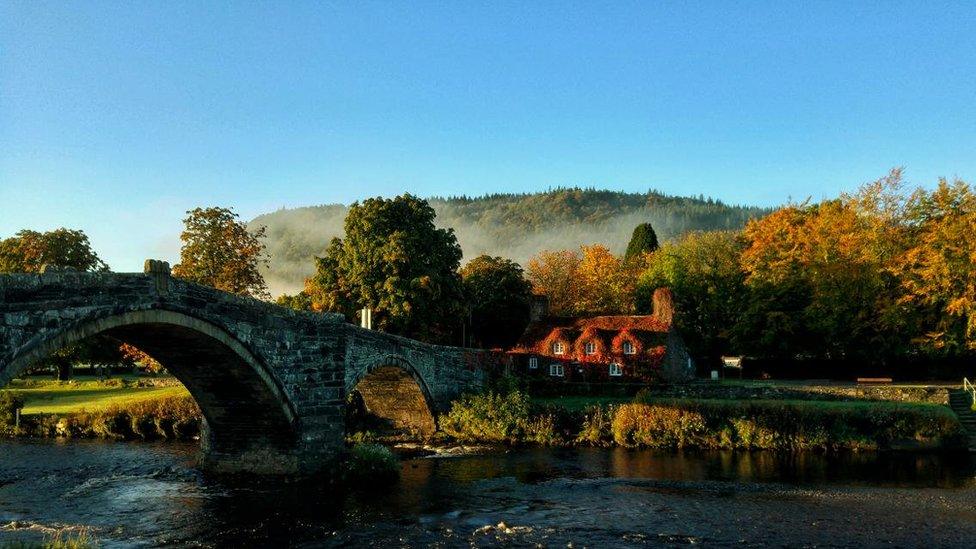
[460,255,533,349]
[304,194,465,343]
[625,223,660,260]
[0,228,108,273]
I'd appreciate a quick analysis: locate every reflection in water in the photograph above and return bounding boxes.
[1,440,975,547]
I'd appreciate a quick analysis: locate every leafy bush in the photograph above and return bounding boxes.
[575,404,616,446]
[612,403,707,448]
[440,390,533,443]
[22,395,202,441]
[0,390,25,427]
[612,399,964,450]
[342,443,400,488]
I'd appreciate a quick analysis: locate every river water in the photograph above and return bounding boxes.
[1,441,975,547]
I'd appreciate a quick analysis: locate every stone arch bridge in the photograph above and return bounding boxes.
[0,263,502,474]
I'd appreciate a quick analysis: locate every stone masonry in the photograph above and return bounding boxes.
[0,263,496,474]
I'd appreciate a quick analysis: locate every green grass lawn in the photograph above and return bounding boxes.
[533,395,634,411]
[6,378,190,415]
[533,394,944,412]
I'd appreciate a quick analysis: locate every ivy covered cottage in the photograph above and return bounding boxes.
[508,288,695,384]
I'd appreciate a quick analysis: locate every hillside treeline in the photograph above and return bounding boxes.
[250,188,768,294]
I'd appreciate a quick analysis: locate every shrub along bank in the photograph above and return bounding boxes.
[1,393,201,441]
[440,390,967,451]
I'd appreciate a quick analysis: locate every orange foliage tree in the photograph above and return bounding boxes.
[526,245,644,316]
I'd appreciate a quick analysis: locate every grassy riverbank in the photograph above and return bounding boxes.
[439,390,966,451]
[1,377,198,440]
[1,377,966,451]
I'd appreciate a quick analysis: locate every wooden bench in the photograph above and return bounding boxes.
[857,377,893,384]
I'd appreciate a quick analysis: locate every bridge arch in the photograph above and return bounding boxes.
[346,353,438,437]
[1,308,299,472]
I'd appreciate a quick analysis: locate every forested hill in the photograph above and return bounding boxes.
[249,188,770,295]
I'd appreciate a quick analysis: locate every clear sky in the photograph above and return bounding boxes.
[2,2,975,271]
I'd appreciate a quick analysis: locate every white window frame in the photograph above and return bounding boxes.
[549,363,565,377]
[584,341,597,355]
[528,357,538,370]
[622,341,636,355]
[609,362,623,377]
[552,342,565,355]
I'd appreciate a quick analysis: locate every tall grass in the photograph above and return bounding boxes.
[440,391,965,451]
[16,395,201,441]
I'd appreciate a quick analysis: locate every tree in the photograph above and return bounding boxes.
[0,228,108,273]
[303,194,465,343]
[276,292,312,311]
[637,231,746,360]
[526,249,582,316]
[526,245,642,316]
[172,207,270,299]
[625,222,659,260]
[895,178,976,352]
[736,170,909,361]
[460,255,533,349]
[576,244,637,314]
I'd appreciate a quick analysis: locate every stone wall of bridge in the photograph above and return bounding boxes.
[0,266,497,475]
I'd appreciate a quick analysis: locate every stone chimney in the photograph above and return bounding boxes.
[652,287,675,326]
[529,294,549,322]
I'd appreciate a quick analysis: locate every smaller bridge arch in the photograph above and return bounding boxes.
[346,353,438,436]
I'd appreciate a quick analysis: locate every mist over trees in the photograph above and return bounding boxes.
[249,188,769,295]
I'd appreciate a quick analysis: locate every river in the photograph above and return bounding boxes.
[1,440,975,547]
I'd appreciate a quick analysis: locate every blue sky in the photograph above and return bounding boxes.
[2,2,975,271]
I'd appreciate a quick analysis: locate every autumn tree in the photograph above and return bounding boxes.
[625,222,659,260]
[172,207,270,299]
[527,245,641,316]
[525,249,581,316]
[0,228,112,378]
[735,170,909,361]
[0,228,108,273]
[460,255,533,348]
[895,178,976,352]
[303,194,465,343]
[576,244,638,314]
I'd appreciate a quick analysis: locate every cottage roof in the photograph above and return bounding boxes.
[509,314,671,358]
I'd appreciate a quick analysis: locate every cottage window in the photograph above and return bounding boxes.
[549,363,565,377]
[528,357,538,370]
[609,363,623,377]
[584,341,597,355]
[552,342,565,355]
[622,341,636,355]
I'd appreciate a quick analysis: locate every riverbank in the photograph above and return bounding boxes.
[1,377,968,451]
[437,389,967,451]
[1,377,199,441]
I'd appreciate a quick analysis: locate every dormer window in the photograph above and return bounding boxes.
[552,342,565,355]
[584,341,597,355]
[622,341,636,355]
